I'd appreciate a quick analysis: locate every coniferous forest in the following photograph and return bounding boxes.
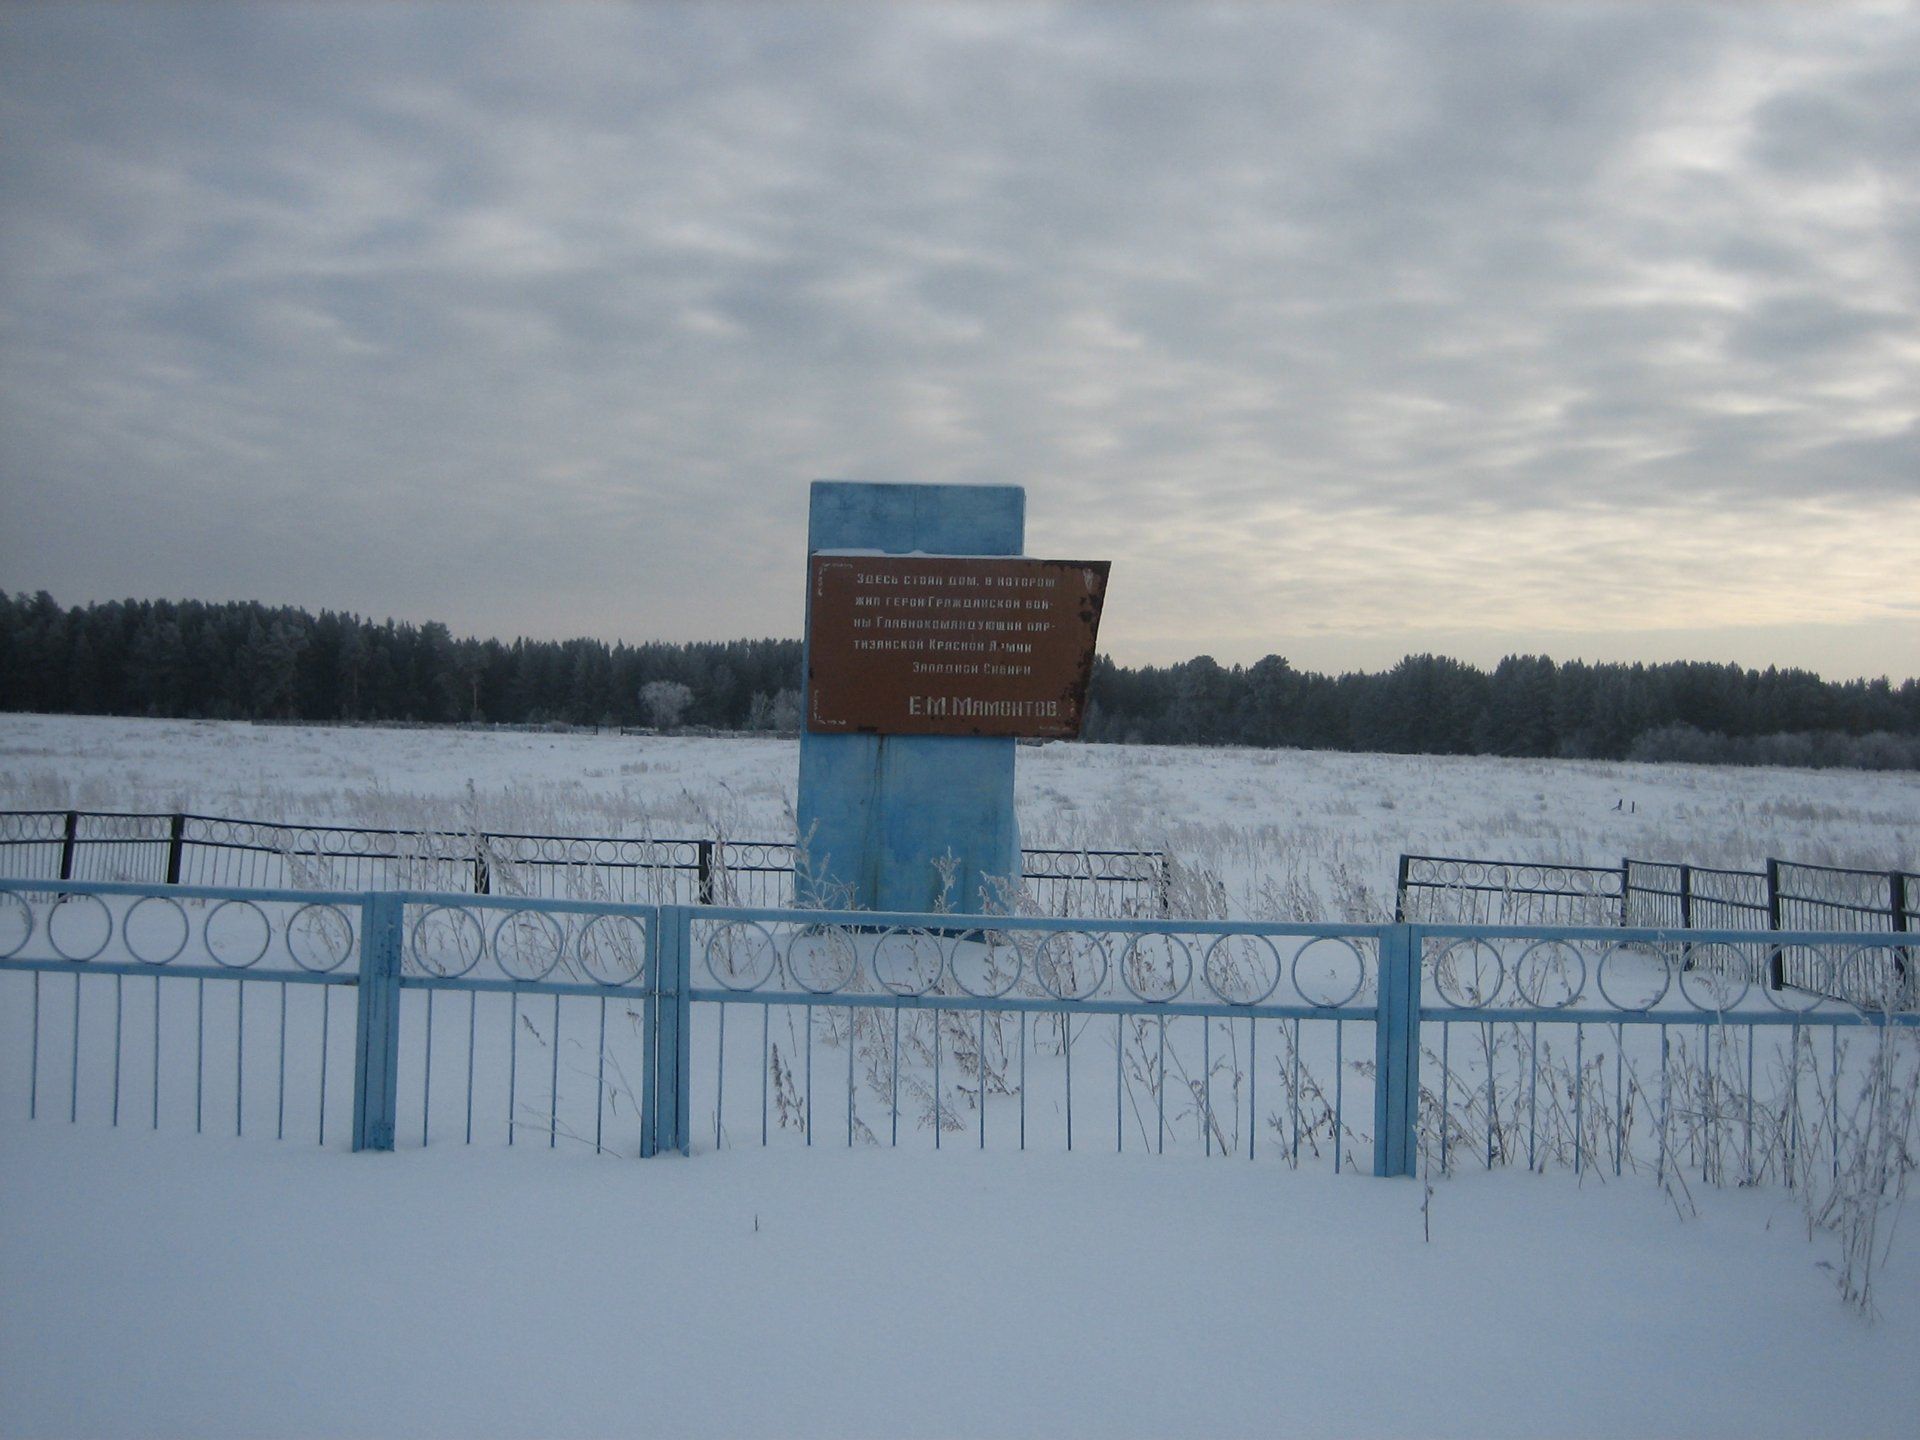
[2,591,1917,767]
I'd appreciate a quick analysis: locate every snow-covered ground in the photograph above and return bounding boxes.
[5,1120,1918,1440]
[2,714,1918,1438]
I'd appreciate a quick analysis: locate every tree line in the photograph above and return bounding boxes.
[0,592,801,732]
[1080,652,1920,767]
[2,592,1916,767]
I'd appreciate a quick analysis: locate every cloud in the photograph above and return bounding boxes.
[0,2,1915,678]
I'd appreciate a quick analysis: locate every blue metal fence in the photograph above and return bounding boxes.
[4,878,1914,1191]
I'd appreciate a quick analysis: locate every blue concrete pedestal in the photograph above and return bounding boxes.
[795,481,1024,913]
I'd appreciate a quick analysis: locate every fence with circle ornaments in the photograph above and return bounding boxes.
[0,808,1166,915]
[4,877,1914,1193]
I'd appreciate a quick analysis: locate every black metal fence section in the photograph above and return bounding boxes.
[1622,860,1770,931]
[1405,850,1915,1006]
[1394,854,1626,928]
[0,810,1168,916]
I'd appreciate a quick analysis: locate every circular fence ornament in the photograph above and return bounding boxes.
[788,926,858,995]
[873,928,945,996]
[704,921,779,992]
[1677,943,1752,1011]
[492,910,566,983]
[1201,933,1284,1006]
[0,891,35,959]
[1594,942,1672,1012]
[1836,945,1904,1013]
[47,893,112,963]
[124,896,191,966]
[1761,947,1833,1014]
[206,899,272,969]
[948,929,1025,999]
[1428,938,1504,1009]
[1032,930,1109,1002]
[286,904,355,973]
[1119,932,1193,1004]
[576,914,649,987]
[410,906,485,979]
[1512,940,1586,1009]
[1292,936,1369,1009]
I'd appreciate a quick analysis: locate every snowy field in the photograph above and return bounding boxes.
[3,714,1919,1438]
[3,712,1916,918]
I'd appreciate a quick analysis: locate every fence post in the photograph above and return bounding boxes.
[352,892,404,1152]
[472,835,490,896]
[1394,854,1411,923]
[1891,871,1911,1008]
[646,905,692,1157]
[1157,853,1173,918]
[696,840,715,906]
[59,810,78,881]
[165,813,185,886]
[1619,857,1631,926]
[1766,858,1784,990]
[1677,862,1694,970]
[1372,924,1421,1178]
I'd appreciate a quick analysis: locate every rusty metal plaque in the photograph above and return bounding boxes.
[806,554,1110,738]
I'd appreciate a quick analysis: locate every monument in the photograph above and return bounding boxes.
[795,481,1108,912]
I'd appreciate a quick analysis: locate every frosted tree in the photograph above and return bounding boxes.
[639,679,694,729]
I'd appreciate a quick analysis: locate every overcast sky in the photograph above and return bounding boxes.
[2,2,1916,679]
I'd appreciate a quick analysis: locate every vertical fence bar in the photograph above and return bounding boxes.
[697,841,715,906]
[507,996,519,1146]
[1394,854,1411,923]
[29,973,40,1119]
[978,1009,986,1151]
[277,982,287,1141]
[1619,857,1631,926]
[642,907,669,1157]
[194,978,204,1134]
[472,838,490,896]
[421,990,434,1147]
[112,975,123,1127]
[59,811,78,881]
[1890,871,1911,1007]
[1372,924,1420,1178]
[1246,1018,1257,1162]
[1204,1019,1213,1157]
[164,813,186,886]
[673,907,691,1155]
[714,1001,725,1152]
[152,977,160,1130]
[645,905,689,1157]
[464,993,476,1146]
[1573,1024,1584,1175]
[69,974,81,1122]
[351,892,404,1152]
[318,989,330,1146]
[1678,862,1694,969]
[1766,859,1784,990]
[235,983,245,1136]
[548,994,561,1149]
